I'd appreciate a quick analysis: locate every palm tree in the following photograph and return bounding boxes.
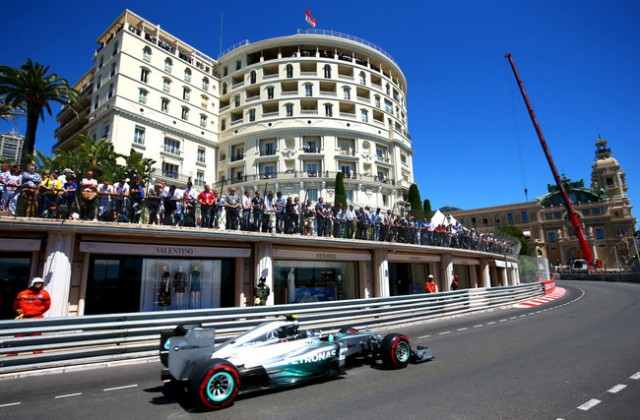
[0,59,77,163]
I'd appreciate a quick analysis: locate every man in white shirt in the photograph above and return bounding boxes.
[97,180,113,221]
[0,162,10,211]
[241,190,252,230]
[113,177,130,222]
[345,205,356,239]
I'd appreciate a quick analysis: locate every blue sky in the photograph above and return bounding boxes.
[1,0,638,215]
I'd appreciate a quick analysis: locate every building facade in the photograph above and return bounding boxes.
[451,137,637,270]
[0,131,24,164]
[55,10,414,208]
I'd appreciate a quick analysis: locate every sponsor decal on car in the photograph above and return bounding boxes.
[291,349,336,365]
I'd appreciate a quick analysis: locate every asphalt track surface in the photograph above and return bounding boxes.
[1,280,640,420]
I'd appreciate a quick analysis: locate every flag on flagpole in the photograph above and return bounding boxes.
[305,10,317,28]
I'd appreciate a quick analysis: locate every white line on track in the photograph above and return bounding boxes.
[499,319,507,322]
[418,334,431,339]
[608,384,627,394]
[457,327,468,332]
[577,398,601,411]
[54,392,82,399]
[487,321,496,325]
[103,384,138,392]
[438,331,451,335]
[630,371,640,380]
[0,402,21,408]
[473,324,483,328]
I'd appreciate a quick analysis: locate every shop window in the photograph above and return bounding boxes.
[546,231,557,242]
[595,227,605,240]
[273,261,358,304]
[0,254,32,320]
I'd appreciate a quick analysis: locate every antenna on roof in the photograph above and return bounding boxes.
[218,13,224,58]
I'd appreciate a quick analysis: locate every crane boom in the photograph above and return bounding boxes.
[504,53,594,267]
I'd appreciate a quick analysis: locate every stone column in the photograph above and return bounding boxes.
[469,264,478,288]
[480,260,491,288]
[513,265,521,285]
[235,257,246,307]
[255,243,274,305]
[499,267,508,286]
[373,250,389,297]
[42,232,75,317]
[359,260,372,299]
[441,255,453,292]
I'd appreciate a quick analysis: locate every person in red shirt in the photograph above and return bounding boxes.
[423,274,439,294]
[198,184,216,228]
[14,277,51,319]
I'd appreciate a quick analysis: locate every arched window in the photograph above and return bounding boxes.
[304,83,313,97]
[181,106,189,120]
[140,67,150,83]
[359,71,366,85]
[374,95,381,108]
[250,71,257,84]
[385,83,390,95]
[324,103,333,117]
[285,103,294,116]
[162,77,171,93]
[202,77,209,91]
[343,86,351,100]
[164,58,173,73]
[142,46,152,62]
[183,86,191,101]
[323,64,331,78]
[184,68,192,82]
[360,109,368,123]
[266,86,274,99]
[222,82,228,95]
[286,64,294,78]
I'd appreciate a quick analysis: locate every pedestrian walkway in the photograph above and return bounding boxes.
[513,287,566,308]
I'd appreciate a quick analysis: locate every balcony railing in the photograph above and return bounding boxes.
[281,90,298,96]
[302,144,321,153]
[214,170,397,189]
[259,147,278,156]
[230,153,244,162]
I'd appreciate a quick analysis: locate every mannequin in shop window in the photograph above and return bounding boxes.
[158,265,172,309]
[287,268,296,303]
[190,265,201,308]
[174,266,187,308]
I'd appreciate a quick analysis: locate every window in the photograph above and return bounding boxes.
[382,194,389,207]
[304,83,313,97]
[161,97,169,112]
[202,77,209,90]
[96,76,101,89]
[235,60,242,71]
[223,66,228,77]
[110,63,116,77]
[234,95,240,107]
[138,88,148,104]
[143,46,152,62]
[360,109,368,123]
[98,55,104,69]
[183,87,190,101]
[165,58,173,73]
[285,103,294,116]
[108,83,113,99]
[307,189,318,202]
[286,64,293,78]
[112,41,118,56]
[267,86,274,99]
[133,126,145,145]
[249,108,256,122]
[595,227,605,240]
[164,137,181,155]
[140,67,149,83]
[222,82,228,95]
[197,147,206,163]
[521,211,529,223]
[359,71,366,85]
[162,162,179,179]
[546,231,557,242]
[184,68,191,82]
[250,71,257,84]
[507,213,514,225]
[102,124,110,139]
[324,103,333,117]
[304,161,320,176]
[375,95,381,108]
[201,94,209,108]
[195,170,205,187]
[323,64,332,78]
[221,119,226,130]
[343,86,351,100]
[200,113,207,127]
[181,106,189,120]
[160,77,170,93]
[385,83,390,95]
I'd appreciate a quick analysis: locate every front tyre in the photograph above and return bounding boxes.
[381,334,411,369]
[191,359,240,410]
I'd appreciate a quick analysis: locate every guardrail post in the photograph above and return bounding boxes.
[42,231,75,317]
[480,259,491,288]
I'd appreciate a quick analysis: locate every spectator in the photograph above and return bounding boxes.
[241,190,252,230]
[97,179,114,221]
[61,172,78,219]
[129,175,146,224]
[112,177,130,222]
[275,191,285,233]
[262,191,274,233]
[423,274,438,293]
[40,170,63,218]
[224,187,240,230]
[451,273,460,291]
[14,277,50,319]
[315,197,326,236]
[181,181,197,227]
[79,170,98,221]
[145,182,162,224]
[198,184,215,228]
[18,162,41,217]
[162,185,176,225]
[252,191,264,232]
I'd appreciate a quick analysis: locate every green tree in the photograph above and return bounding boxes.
[120,148,155,183]
[496,225,530,256]
[422,198,434,219]
[334,172,347,208]
[0,59,77,163]
[407,183,424,220]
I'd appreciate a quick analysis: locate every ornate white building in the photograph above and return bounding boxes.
[56,10,414,209]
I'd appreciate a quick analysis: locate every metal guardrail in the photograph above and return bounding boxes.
[0,283,542,375]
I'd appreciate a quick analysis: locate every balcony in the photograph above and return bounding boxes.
[230,153,244,162]
[262,111,279,118]
[213,170,397,189]
[281,90,298,96]
[339,112,356,119]
[302,144,321,153]
[259,146,278,156]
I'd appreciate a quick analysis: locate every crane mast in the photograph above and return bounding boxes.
[505,53,594,268]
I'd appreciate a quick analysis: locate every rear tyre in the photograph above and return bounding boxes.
[380,334,411,369]
[190,359,240,410]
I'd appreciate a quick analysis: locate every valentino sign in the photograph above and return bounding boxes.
[79,242,251,258]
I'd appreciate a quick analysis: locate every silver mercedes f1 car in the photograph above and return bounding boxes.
[160,316,433,410]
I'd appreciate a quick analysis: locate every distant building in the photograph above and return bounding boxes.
[0,131,24,164]
[451,137,637,270]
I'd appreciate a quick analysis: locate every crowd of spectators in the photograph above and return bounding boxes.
[0,162,518,256]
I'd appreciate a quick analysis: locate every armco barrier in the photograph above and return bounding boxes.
[0,283,543,375]
[542,279,556,295]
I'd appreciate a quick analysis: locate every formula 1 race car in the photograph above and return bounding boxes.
[160,316,433,410]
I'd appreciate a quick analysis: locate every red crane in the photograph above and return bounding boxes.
[505,53,594,268]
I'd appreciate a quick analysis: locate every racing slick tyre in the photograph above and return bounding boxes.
[190,359,240,410]
[380,334,411,369]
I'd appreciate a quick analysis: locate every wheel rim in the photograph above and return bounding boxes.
[396,341,411,363]
[206,371,235,402]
